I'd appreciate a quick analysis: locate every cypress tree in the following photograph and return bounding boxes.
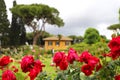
[10,0,26,46]
[0,0,10,46]
[19,17,26,45]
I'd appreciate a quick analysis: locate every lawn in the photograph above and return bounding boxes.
[40,55,57,79]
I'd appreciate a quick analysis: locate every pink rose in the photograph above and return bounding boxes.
[67,48,79,64]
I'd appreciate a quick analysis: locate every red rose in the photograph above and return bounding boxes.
[115,75,120,80]
[96,63,102,71]
[59,56,68,70]
[81,64,93,76]
[34,60,44,72]
[102,53,107,57]
[2,70,16,80]
[108,36,120,52]
[13,68,18,73]
[0,56,11,67]
[29,60,44,80]
[12,66,18,73]
[29,67,40,80]
[88,56,102,71]
[21,55,34,73]
[53,52,66,66]
[79,51,92,63]
[67,48,79,64]
[88,56,100,67]
[107,51,120,60]
[107,36,120,60]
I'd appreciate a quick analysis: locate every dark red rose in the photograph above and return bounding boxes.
[96,63,102,71]
[102,53,107,57]
[108,36,120,52]
[88,56,100,67]
[59,56,68,70]
[33,60,44,72]
[107,51,120,60]
[79,51,92,63]
[88,56,102,71]
[29,60,45,80]
[106,36,120,60]
[29,67,39,80]
[0,56,11,67]
[67,48,79,64]
[2,70,16,80]
[21,55,34,73]
[13,68,18,73]
[12,66,18,73]
[115,75,120,80]
[81,64,93,76]
[53,52,66,66]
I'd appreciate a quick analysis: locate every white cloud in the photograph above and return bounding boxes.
[96,24,113,39]
[5,0,120,39]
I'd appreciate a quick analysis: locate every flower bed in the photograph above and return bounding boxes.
[1,36,120,80]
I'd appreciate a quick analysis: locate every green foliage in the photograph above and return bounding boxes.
[0,0,10,46]
[84,28,100,44]
[54,61,81,80]
[9,0,26,46]
[107,24,120,30]
[10,4,64,27]
[26,32,34,40]
[89,59,120,80]
[36,72,51,80]
[10,4,64,45]
[70,42,109,56]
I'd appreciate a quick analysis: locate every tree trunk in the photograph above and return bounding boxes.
[33,32,40,45]
[32,20,45,45]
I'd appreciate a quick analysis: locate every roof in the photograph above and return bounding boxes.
[43,36,73,41]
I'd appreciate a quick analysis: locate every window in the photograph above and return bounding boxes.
[65,41,70,46]
[48,41,52,46]
[56,41,60,46]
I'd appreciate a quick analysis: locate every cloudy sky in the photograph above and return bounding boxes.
[5,0,120,39]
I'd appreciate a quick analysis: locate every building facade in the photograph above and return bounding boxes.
[43,36,72,50]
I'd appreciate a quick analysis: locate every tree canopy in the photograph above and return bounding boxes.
[107,24,120,30]
[10,4,64,45]
[84,28,100,44]
[10,4,64,27]
[10,0,26,46]
[0,0,10,46]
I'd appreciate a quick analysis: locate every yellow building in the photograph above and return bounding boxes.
[43,36,72,50]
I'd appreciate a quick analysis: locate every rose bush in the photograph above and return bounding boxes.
[1,36,120,80]
[53,36,120,80]
[0,55,44,80]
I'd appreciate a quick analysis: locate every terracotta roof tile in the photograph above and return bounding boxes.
[43,36,72,41]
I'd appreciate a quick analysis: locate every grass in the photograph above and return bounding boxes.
[41,54,57,79]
